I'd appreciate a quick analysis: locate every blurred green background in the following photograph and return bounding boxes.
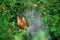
[0,0,60,40]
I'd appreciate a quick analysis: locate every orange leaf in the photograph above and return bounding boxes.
[16,15,27,29]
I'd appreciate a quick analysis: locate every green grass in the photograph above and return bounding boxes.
[0,0,60,40]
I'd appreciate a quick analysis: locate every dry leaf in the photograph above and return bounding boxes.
[16,15,27,29]
[30,1,37,7]
[32,4,37,7]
